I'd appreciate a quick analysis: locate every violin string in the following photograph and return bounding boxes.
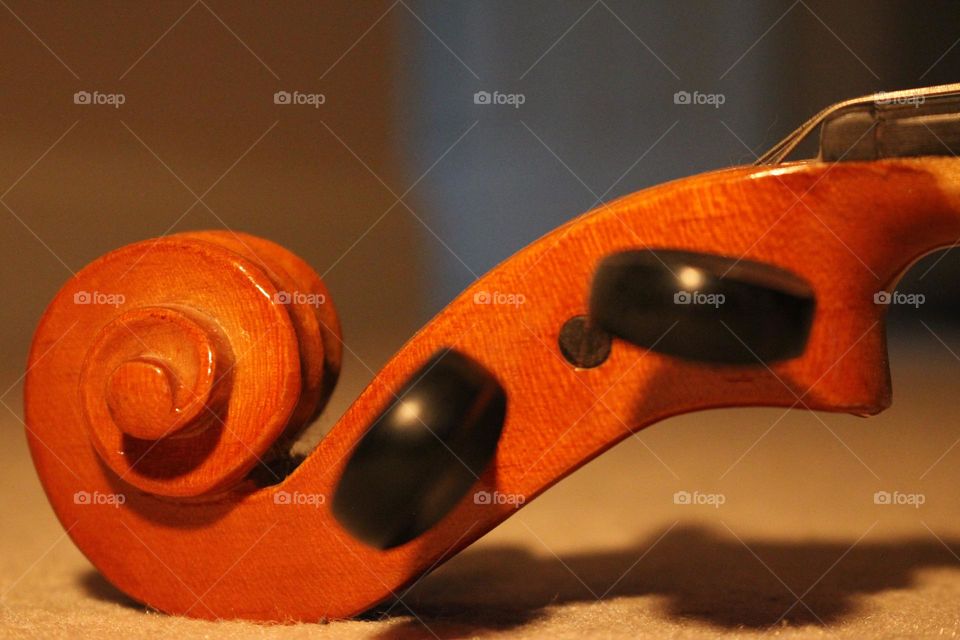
[756,81,960,165]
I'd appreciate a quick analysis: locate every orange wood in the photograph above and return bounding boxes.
[23,157,960,620]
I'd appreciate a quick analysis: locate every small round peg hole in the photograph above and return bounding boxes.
[558,315,612,368]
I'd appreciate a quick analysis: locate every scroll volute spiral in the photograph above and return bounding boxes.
[38,231,341,498]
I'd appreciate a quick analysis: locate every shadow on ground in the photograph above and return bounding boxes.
[368,523,960,638]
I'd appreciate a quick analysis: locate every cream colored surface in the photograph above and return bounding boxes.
[5,331,960,638]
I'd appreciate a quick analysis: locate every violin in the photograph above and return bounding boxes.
[23,83,960,621]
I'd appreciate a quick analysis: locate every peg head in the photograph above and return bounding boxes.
[333,349,507,549]
[589,249,815,364]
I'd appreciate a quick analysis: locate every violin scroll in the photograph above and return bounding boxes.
[34,231,341,498]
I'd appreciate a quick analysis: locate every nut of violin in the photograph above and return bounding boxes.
[28,232,341,498]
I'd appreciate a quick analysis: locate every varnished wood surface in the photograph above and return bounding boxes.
[23,157,960,620]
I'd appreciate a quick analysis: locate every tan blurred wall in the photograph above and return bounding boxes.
[0,3,425,417]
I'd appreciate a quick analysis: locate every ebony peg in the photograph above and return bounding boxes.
[588,249,815,364]
[332,349,506,549]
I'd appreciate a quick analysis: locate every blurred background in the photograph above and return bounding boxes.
[5,2,960,637]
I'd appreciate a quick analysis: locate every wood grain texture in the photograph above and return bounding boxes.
[22,157,960,621]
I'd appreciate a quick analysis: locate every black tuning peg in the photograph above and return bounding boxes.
[588,249,815,365]
[332,349,506,550]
